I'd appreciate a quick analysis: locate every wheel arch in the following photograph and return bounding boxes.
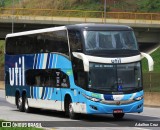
[64,93,72,111]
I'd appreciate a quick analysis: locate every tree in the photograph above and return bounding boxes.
[0,0,5,7]
[138,0,160,12]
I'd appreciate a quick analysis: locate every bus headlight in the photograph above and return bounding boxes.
[82,93,102,102]
[134,96,143,101]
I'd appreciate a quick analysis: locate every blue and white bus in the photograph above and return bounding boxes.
[5,24,154,119]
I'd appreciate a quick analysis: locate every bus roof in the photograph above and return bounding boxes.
[66,24,133,31]
[6,26,66,38]
[6,24,132,38]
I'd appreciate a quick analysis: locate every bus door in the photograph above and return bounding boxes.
[75,71,88,113]
[52,70,63,111]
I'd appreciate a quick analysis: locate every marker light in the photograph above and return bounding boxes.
[134,96,143,101]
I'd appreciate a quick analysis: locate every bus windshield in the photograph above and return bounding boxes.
[84,31,138,51]
[88,62,142,92]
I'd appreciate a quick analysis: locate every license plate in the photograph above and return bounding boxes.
[113,109,123,113]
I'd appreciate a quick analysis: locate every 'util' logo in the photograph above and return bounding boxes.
[9,57,25,86]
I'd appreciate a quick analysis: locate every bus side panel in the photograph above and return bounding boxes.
[5,53,75,110]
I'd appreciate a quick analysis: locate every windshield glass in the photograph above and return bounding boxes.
[88,62,142,92]
[84,31,138,51]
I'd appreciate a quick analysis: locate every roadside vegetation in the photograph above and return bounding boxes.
[143,47,160,92]
[142,47,160,73]
[0,40,4,68]
[1,0,160,12]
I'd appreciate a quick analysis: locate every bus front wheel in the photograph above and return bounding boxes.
[65,98,78,119]
[113,113,125,119]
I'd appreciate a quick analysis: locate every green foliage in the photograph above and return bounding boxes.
[138,0,160,12]
[142,47,160,73]
[1,0,20,7]
[1,0,160,12]
[0,0,5,7]
[0,40,4,68]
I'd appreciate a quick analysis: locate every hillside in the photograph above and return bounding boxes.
[1,0,160,12]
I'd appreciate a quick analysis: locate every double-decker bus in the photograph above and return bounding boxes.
[5,24,154,119]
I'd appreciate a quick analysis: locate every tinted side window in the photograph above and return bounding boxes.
[68,30,82,52]
[26,69,70,88]
[6,30,69,56]
[72,57,88,89]
[36,30,69,56]
[6,35,36,54]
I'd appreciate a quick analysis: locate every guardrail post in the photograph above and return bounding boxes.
[118,12,120,23]
[102,11,103,24]
[84,11,86,23]
[151,13,152,24]
[135,13,136,24]
[149,72,152,92]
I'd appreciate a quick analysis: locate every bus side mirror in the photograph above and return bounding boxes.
[141,52,154,71]
[72,52,89,72]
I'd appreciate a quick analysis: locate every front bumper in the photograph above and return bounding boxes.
[86,99,143,114]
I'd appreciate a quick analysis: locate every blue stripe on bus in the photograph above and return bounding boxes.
[38,54,42,69]
[39,54,43,69]
[36,54,40,69]
[49,88,53,99]
[35,54,39,99]
[43,87,49,100]
[33,86,37,99]
[41,87,46,99]
[36,87,38,99]
[49,54,54,69]
[33,54,37,69]
[45,54,53,99]
[47,54,55,99]
[46,53,50,69]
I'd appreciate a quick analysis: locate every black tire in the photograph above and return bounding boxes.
[16,93,19,109]
[17,95,24,112]
[113,113,125,119]
[24,96,32,113]
[65,98,78,119]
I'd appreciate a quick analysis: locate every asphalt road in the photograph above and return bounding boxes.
[0,90,160,130]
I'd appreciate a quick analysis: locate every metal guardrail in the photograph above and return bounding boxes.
[0,8,160,23]
[143,73,160,92]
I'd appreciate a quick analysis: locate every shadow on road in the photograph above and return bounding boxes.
[12,107,160,122]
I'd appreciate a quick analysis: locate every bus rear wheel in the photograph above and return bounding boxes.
[113,113,125,119]
[24,96,32,113]
[17,96,24,112]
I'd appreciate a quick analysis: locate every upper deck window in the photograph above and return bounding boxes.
[6,30,69,56]
[84,31,138,51]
